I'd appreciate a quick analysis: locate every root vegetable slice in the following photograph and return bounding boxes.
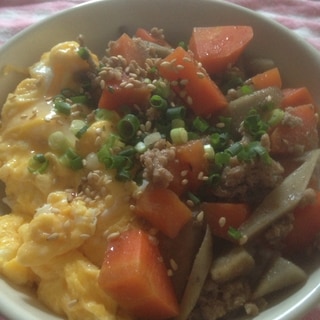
[176,225,213,320]
[227,86,283,133]
[238,148,320,243]
[210,247,255,284]
[252,256,307,299]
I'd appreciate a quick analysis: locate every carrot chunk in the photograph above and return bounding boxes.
[202,202,250,241]
[98,77,152,111]
[134,185,192,238]
[98,228,179,319]
[251,67,282,90]
[188,26,253,75]
[108,33,147,66]
[270,104,319,155]
[158,46,227,116]
[281,87,315,109]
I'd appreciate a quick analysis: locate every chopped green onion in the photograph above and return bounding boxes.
[166,106,186,120]
[116,168,132,181]
[171,118,185,129]
[60,148,83,170]
[243,110,269,139]
[28,153,49,174]
[53,99,71,115]
[267,108,284,127]
[70,120,88,139]
[117,114,140,141]
[214,151,231,167]
[152,79,171,99]
[150,95,168,111]
[192,116,210,133]
[70,95,89,105]
[135,141,147,153]
[48,131,70,154]
[118,146,136,157]
[226,142,243,157]
[228,227,242,240]
[187,192,201,206]
[187,131,200,141]
[60,88,76,98]
[237,141,272,164]
[78,47,90,60]
[204,144,215,160]
[241,85,254,95]
[97,144,112,165]
[70,120,86,135]
[210,132,229,152]
[170,127,188,145]
[144,132,162,147]
[178,41,188,50]
[206,172,221,187]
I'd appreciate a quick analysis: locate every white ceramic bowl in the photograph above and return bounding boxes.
[1,1,320,319]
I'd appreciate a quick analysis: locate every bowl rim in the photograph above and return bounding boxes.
[0,1,320,320]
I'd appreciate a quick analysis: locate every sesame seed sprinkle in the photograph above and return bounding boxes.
[219,217,226,227]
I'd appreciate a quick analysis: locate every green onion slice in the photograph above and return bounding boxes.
[28,153,49,174]
[150,95,168,111]
[117,114,140,141]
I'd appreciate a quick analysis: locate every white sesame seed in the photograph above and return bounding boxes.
[100,79,106,90]
[124,83,134,89]
[180,79,189,86]
[186,200,194,207]
[183,57,192,63]
[180,170,188,177]
[216,122,225,128]
[219,217,226,227]
[186,96,193,105]
[68,299,78,307]
[170,259,178,271]
[181,179,189,185]
[80,234,91,239]
[196,72,205,79]
[46,233,60,241]
[107,231,120,240]
[197,210,204,222]
[160,61,171,67]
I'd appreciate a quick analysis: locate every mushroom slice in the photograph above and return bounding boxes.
[238,149,320,243]
[252,256,307,299]
[176,225,213,320]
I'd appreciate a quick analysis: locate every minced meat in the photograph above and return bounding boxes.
[189,278,255,320]
[211,157,284,204]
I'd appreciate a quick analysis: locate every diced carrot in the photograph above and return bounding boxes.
[270,104,319,155]
[98,228,179,319]
[201,202,250,240]
[175,139,208,191]
[158,46,228,116]
[188,26,254,75]
[134,185,192,238]
[251,67,282,90]
[98,76,152,111]
[108,33,147,66]
[284,192,320,253]
[281,87,315,109]
[164,140,209,196]
[135,28,171,47]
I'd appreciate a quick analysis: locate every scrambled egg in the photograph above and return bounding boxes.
[0,41,137,319]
